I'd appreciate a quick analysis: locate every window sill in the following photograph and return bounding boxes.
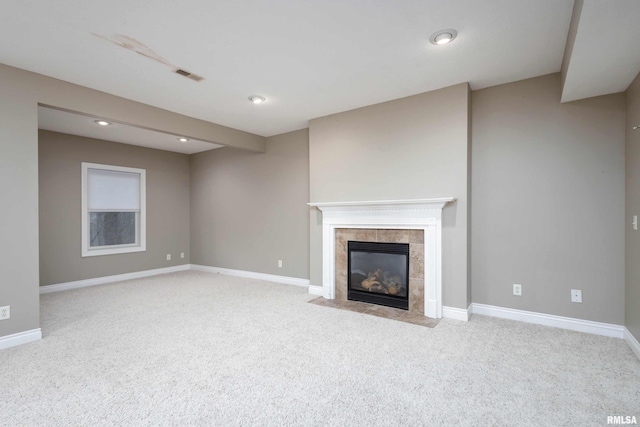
[82,245,146,258]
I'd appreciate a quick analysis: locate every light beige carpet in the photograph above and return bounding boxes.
[1,270,638,426]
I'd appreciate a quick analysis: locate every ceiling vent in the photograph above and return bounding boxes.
[175,68,204,82]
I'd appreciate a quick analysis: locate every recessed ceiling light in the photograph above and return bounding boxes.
[249,95,266,104]
[95,120,111,126]
[178,137,189,142]
[429,29,458,45]
[633,125,639,130]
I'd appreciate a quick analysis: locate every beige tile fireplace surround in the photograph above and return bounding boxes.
[309,198,455,318]
[335,228,425,314]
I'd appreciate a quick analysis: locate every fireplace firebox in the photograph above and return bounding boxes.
[347,241,409,310]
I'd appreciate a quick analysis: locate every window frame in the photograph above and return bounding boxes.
[81,162,146,257]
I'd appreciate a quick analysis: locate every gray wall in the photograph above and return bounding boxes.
[39,130,190,285]
[309,84,471,309]
[190,129,310,279]
[0,63,262,340]
[472,73,625,324]
[626,72,640,340]
[0,59,632,345]
[0,69,40,338]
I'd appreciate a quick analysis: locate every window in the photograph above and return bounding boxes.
[81,162,146,257]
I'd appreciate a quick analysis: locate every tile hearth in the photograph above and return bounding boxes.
[308,297,439,328]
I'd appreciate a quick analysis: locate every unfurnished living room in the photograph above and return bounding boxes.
[1,1,640,426]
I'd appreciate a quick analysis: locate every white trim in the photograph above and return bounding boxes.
[190,265,310,288]
[308,198,455,209]
[471,303,624,338]
[308,285,324,296]
[309,198,455,318]
[40,264,311,294]
[624,327,640,360]
[0,328,42,350]
[442,305,471,321]
[81,162,147,257]
[40,265,190,294]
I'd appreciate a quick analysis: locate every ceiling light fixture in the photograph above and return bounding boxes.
[178,137,189,142]
[249,95,266,104]
[95,120,111,126]
[429,29,458,45]
[633,125,639,130]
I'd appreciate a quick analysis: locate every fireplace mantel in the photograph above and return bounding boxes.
[309,198,455,318]
[309,198,454,210]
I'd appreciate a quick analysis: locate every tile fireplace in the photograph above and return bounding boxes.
[308,198,454,318]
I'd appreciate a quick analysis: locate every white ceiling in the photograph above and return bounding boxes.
[2,0,640,151]
[561,0,640,103]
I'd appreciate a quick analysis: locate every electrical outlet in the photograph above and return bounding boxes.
[166,254,171,261]
[571,289,582,303]
[278,260,283,268]
[180,252,185,259]
[0,306,10,320]
[513,284,522,296]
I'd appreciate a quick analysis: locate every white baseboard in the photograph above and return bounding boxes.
[40,264,311,294]
[0,328,42,350]
[190,265,310,288]
[624,327,640,360]
[308,285,324,296]
[40,265,191,294]
[442,305,471,321]
[471,303,624,339]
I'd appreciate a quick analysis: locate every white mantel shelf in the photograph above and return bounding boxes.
[308,198,455,210]
[309,197,455,319]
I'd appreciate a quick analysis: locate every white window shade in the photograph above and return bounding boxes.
[87,168,140,211]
